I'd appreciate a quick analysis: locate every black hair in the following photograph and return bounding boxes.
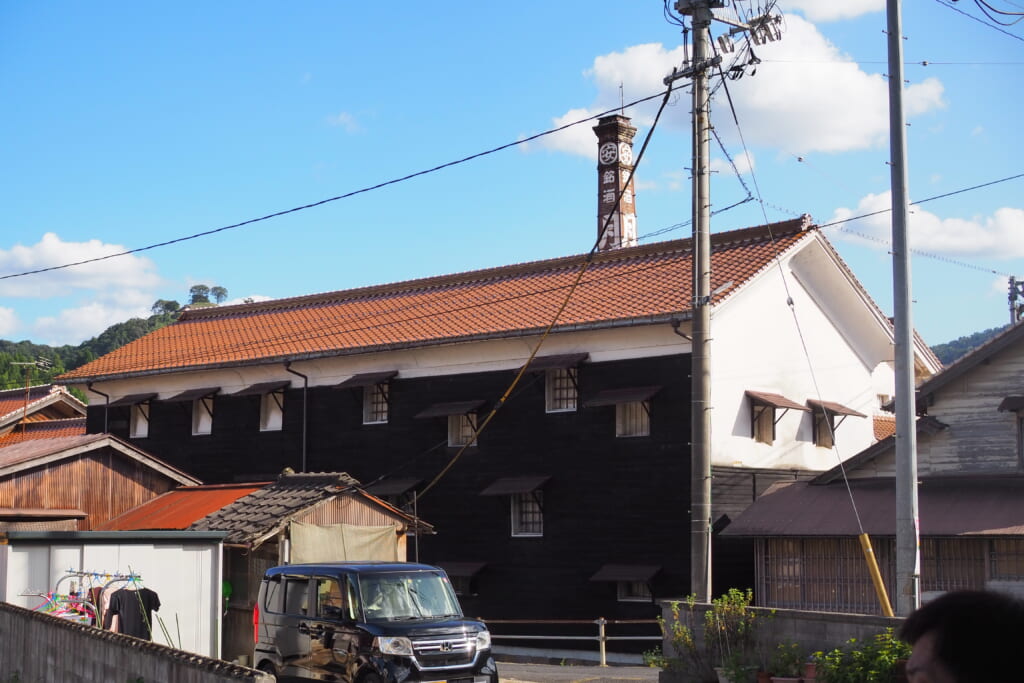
[899,590,1024,683]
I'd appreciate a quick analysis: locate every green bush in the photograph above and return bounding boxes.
[814,628,910,683]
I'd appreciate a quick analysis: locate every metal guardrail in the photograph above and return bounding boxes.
[483,618,662,666]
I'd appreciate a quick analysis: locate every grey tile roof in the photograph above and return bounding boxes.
[189,471,360,546]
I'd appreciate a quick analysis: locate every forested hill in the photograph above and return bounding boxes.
[930,325,1010,366]
[0,311,178,392]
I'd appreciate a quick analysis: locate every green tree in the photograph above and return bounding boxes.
[188,285,211,305]
[210,286,228,304]
[151,299,181,316]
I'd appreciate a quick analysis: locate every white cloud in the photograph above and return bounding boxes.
[0,308,18,337]
[781,0,884,22]
[222,294,273,307]
[326,111,361,133]
[33,295,153,346]
[543,16,945,159]
[712,150,755,176]
[0,233,160,299]
[829,191,1024,260]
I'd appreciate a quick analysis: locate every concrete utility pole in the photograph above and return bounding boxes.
[887,0,921,616]
[666,0,719,603]
[666,0,781,602]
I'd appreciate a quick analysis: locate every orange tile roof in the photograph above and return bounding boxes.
[59,218,813,382]
[97,483,268,531]
[0,418,87,446]
[873,414,897,441]
[0,384,85,423]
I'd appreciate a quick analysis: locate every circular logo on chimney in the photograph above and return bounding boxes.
[599,142,618,165]
[618,142,633,165]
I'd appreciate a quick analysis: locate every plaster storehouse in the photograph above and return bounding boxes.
[56,117,939,624]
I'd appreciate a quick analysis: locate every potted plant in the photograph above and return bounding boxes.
[770,641,804,682]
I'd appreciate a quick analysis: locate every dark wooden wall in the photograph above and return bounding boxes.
[88,355,697,621]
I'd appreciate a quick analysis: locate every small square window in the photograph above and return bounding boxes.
[752,403,775,444]
[448,413,477,447]
[260,390,284,432]
[511,491,543,537]
[545,368,577,413]
[192,396,214,436]
[617,580,652,602]
[813,409,835,448]
[129,402,150,439]
[615,401,649,437]
[363,383,389,424]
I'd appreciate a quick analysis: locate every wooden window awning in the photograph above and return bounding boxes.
[228,381,291,397]
[479,475,550,496]
[436,561,486,578]
[334,371,398,389]
[584,386,661,408]
[590,564,661,582]
[365,477,421,497]
[745,390,809,412]
[161,387,220,402]
[520,352,589,372]
[999,396,1024,412]
[807,399,866,418]
[107,393,157,407]
[415,400,485,419]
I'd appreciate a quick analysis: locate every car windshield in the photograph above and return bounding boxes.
[357,570,463,622]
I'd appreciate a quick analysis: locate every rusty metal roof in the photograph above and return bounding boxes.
[723,476,1024,537]
[96,483,266,531]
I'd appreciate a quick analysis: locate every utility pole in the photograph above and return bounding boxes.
[665,0,719,603]
[887,0,921,616]
[665,0,780,601]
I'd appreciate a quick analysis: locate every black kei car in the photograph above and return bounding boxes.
[253,562,499,683]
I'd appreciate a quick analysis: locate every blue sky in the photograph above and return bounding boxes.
[1,1,1021,348]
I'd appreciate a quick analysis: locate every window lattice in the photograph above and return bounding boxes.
[512,491,543,536]
[546,368,577,412]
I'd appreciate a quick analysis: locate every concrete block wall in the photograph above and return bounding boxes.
[660,600,904,661]
[0,601,271,683]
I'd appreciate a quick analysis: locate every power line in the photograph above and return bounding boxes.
[0,91,670,283]
[934,0,1024,41]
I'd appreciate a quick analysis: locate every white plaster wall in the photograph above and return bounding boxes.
[83,324,691,405]
[1,538,222,658]
[710,252,892,470]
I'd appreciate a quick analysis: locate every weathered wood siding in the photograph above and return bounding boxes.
[0,447,179,529]
[854,338,1024,478]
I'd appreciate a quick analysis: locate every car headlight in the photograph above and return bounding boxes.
[476,629,492,651]
[374,635,414,656]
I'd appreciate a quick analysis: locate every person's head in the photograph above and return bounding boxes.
[899,590,1024,683]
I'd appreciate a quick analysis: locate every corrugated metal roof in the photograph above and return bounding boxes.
[724,476,1024,537]
[56,219,815,382]
[97,483,266,531]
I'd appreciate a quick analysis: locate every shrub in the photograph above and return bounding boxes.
[814,628,910,683]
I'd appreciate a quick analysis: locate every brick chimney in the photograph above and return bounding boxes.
[593,114,638,250]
